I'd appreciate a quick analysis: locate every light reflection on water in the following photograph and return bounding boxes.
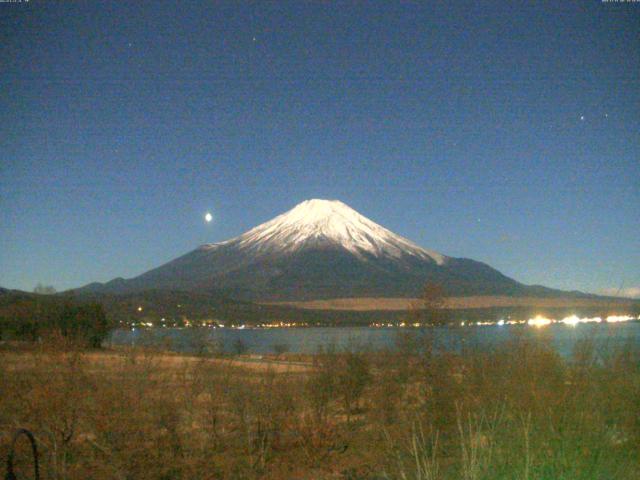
[110,321,640,358]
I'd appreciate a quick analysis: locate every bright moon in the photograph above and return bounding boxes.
[204,212,213,223]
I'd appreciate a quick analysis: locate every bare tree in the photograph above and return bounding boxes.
[34,283,57,295]
[419,281,449,327]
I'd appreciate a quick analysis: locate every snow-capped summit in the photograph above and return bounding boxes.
[78,198,529,300]
[205,199,446,264]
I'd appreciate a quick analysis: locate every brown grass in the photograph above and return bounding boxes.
[1,330,639,479]
[264,295,634,311]
[1,349,314,374]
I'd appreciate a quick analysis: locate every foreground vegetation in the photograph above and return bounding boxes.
[1,328,639,479]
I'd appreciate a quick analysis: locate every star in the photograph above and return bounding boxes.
[580,115,585,121]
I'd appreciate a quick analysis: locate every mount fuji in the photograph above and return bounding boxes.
[77,199,568,300]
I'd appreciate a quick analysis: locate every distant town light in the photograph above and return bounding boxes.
[561,315,580,327]
[527,316,552,328]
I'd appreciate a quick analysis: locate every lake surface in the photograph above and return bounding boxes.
[110,321,640,358]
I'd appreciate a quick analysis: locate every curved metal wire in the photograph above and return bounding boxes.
[5,428,39,480]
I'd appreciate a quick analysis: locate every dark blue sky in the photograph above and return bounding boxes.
[1,1,639,296]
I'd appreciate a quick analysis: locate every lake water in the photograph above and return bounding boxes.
[110,321,640,358]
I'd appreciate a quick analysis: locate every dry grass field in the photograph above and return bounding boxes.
[265,295,635,311]
[1,330,639,479]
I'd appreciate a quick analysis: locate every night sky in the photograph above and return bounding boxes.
[1,1,638,296]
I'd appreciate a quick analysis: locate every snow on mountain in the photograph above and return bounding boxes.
[76,198,554,300]
[202,199,447,265]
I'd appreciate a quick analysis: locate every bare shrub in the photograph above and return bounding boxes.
[1,330,639,479]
